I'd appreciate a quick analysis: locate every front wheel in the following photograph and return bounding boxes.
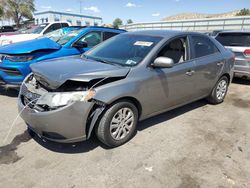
[207,76,229,104]
[95,100,138,147]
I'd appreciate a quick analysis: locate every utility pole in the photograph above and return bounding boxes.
[79,0,83,14]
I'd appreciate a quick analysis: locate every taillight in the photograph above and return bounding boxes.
[244,49,250,55]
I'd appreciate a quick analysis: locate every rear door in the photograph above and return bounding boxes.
[190,34,224,97]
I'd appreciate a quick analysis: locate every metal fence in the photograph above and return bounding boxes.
[121,16,250,32]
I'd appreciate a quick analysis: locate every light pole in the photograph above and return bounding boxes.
[79,0,83,14]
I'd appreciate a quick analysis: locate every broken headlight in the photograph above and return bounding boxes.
[6,55,34,62]
[36,90,96,108]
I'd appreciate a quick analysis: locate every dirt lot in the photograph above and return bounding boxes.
[0,79,249,188]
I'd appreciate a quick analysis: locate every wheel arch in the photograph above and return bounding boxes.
[85,96,142,139]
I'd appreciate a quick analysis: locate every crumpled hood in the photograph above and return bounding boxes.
[31,56,130,90]
[0,37,61,55]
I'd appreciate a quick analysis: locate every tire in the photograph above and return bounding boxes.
[27,127,36,138]
[95,100,138,147]
[207,76,229,104]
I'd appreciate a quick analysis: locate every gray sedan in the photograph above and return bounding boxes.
[18,30,234,147]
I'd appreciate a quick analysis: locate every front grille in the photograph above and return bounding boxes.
[0,67,22,76]
[0,77,5,84]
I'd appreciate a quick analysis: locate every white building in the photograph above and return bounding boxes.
[34,11,102,26]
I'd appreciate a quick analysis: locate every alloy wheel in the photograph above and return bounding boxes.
[110,107,135,140]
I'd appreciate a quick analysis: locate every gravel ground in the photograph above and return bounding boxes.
[0,78,249,188]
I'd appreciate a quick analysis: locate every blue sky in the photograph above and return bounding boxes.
[35,0,250,24]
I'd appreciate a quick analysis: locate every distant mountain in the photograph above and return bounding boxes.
[162,10,240,21]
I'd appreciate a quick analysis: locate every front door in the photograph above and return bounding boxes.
[143,36,198,115]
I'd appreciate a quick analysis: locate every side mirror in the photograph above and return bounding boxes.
[72,41,88,48]
[152,57,174,68]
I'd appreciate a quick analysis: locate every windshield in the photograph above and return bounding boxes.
[24,24,49,34]
[56,29,84,45]
[85,34,162,67]
[43,28,81,44]
[216,32,250,47]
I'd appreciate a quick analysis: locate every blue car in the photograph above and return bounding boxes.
[0,26,125,86]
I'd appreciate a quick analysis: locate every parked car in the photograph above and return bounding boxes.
[0,26,16,33]
[0,22,70,46]
[18,30,234,147]
[216,31,250,79]
[0,26,125,86]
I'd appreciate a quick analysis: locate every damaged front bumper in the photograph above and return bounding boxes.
[17,79,98,143]
[18,98,94,143]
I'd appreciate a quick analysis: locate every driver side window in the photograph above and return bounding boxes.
[157,37,188,64]
[79,31,102,47]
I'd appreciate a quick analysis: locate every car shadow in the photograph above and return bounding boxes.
[31,133,107,154]
[31,99,207,153]
[138,99,207,131]
[0,86,19,97]
[232,78,250,85]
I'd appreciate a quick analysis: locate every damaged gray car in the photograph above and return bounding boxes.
[18,30,234,147]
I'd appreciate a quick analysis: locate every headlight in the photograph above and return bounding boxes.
[36,90,96,108]
[1,39,13,46]
[5,55,34,62]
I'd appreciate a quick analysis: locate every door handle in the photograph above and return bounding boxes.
[186,70,195,76]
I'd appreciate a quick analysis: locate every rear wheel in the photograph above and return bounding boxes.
[95,100,138,147]
[207,76,229,104]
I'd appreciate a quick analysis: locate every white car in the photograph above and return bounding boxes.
[0,22,71,46]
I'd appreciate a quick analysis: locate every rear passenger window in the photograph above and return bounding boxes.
[61,23,69,28]
[103,32,119,41]
[192,36,219,58]
[44,23,61,34]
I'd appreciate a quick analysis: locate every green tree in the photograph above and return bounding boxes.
[113,18,123,29]
[127,19,133,24]
[1,0,35,28]
[236,8,250,16]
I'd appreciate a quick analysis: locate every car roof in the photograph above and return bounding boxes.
[217,30,250,34]
[123,30,201,38]
[85,26,126,32]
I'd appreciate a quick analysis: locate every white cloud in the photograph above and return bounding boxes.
[41,6,52,9]
[125,2,136,7]
[84,6,100,13]
[152,13,160,17]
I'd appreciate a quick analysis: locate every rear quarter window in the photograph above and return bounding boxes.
[216,33,250,47]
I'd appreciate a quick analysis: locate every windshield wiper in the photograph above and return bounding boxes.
[84,55,120,66]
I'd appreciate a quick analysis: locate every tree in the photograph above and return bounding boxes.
[113,18,123,29]
[236,8,250,16]
[0,0,35,28]
[127,19,133,24]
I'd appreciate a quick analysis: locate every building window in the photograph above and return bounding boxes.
[76,20,81,26]
[94,22,98,26]
[45,17,48,22]
[54,18,60,22]
[85,21,90,26]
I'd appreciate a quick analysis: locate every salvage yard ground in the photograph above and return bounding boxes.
[0,79,250,188]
